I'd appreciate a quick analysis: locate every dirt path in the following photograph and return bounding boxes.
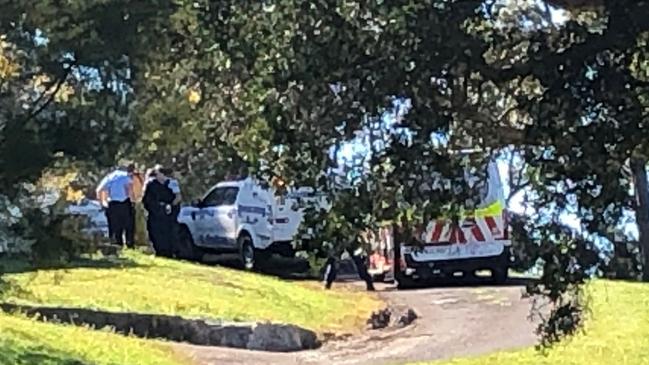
[175,281,539,365]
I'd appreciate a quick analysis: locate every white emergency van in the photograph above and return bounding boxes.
[176,177,328,269]
[368,158,512,288]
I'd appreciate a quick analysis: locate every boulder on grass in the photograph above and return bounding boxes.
[247,323,319,352]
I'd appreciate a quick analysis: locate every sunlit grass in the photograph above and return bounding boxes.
[0,312,186,365]
[1,250,381,333]
[415,280,649,365]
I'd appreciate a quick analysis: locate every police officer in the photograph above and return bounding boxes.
[142,168,157,248]
[142,165,182,257]
[96,163,136,247]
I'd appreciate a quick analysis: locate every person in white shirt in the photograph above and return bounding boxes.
[96,163,136,247]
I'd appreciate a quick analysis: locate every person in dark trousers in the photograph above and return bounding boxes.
[323,255,337,289]
[103,203,113,240]
[142,165,182,257]
[96,163,136,247]
[351,250,375,291]
[142,168,156,247]
[323,245,375,291]
[127,171,144,245]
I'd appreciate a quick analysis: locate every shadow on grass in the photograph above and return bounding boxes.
[201,254,318,281]
[0,340,88,365]
[0,254,142,275]
[187,253,541,291]
[0,350,87,365]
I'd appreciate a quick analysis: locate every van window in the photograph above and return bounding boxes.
[202,187,239,207]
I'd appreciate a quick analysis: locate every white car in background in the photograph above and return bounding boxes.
[67,198,109,238]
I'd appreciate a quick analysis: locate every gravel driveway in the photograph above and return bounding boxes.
[175,279,540,365]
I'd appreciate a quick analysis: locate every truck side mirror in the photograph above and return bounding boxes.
[192,199,202,207]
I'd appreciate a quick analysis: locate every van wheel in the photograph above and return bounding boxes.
[492,267,508,285]
[177,226,204,262]
[238,235,255,271]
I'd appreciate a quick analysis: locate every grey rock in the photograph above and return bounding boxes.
[218,326,253,349]
[367,308,392,329]
[398,308,418,327]
[0,303,319,352]
[367,306,418,330]
[247,323,319,352]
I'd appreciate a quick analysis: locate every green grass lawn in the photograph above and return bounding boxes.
[417,280,649,365]
[0,250,381,333]
[0,312,187,365]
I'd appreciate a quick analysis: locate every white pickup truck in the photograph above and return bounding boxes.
[176,177,328,269]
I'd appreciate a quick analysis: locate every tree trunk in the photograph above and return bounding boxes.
[631,157,649,282]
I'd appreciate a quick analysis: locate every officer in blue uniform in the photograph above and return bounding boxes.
[96,163,136,247]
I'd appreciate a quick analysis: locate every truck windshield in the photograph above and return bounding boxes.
[202,186,239,207]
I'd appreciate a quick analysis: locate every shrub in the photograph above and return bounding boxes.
[0,166,99,265]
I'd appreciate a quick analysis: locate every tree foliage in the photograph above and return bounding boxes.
[1,0,649,347]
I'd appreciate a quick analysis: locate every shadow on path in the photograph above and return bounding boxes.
[385,276,537,292]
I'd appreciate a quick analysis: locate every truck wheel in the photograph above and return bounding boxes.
[492,267,508,285]
[177,226,204,262]
[238,234,255,271]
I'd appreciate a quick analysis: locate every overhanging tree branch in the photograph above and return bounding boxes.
[25,62,76,122]
[478,1,649,86]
